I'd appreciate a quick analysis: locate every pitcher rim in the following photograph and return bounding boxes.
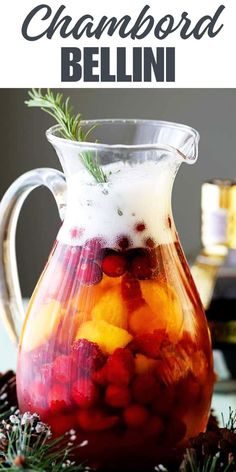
[46,119,200,164]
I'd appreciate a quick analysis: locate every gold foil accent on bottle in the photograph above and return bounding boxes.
[201,179,236,250]
[228,185,236,249]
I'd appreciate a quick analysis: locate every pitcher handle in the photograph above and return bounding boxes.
[0,168,67,345]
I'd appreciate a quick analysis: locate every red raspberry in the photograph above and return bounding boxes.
[49,384,72,413]
[106,349,135,386]
[130,255,153,279]
[52,355,75,384]
[76,260,103,285]
[72,378,100,408]
[123,404,149,428]
[132,373,160,404]
[131,330,169,358]
[134,222,146,232]
[92,365,108,385]
[105,385,131,408]
[102,253,127,277]
[72,339,106,376]
[77,409,119,431]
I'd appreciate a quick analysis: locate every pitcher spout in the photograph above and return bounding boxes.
[46,119,199,176]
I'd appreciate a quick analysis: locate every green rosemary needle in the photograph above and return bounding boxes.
[25,89,107,183]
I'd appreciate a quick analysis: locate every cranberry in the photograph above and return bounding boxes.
[123,404,149,428]
[117,236,131,250]
[130,255,153,279]
[102,253,127,277]
[135,222,146,232]
[105,384,131,408]
[126,247,157,273]
[82,238,105,260]
[76,260,103,285]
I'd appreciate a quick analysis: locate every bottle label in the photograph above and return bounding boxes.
[209,320,236,344]
[202,208,227,247]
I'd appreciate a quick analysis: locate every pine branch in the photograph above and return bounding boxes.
[25,89,107,183]
[0,412,87,471]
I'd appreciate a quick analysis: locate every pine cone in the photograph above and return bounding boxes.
[0,370,17,411]
[207,410,219,431]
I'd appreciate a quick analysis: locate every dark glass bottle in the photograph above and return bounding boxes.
[192,180,236,392]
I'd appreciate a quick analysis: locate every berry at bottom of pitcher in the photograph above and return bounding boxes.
[17,240,214,471]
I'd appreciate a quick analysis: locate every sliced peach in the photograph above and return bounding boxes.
[21,300,63,351]
[140,281,183,341]
[129,303,166,335]
[71,276,120,316]
[76,319,133,355]
[71,284,101,316]
[92,286,128,329]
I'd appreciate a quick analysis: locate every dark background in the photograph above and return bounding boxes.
[1,89,235,297]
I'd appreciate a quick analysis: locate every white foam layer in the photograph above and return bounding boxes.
[57,160,176,247]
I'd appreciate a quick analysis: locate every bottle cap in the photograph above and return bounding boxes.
[201,179,236,250]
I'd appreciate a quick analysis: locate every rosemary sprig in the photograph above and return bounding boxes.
[25,89,107,183]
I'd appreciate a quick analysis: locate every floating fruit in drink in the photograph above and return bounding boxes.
[15,157,213,471]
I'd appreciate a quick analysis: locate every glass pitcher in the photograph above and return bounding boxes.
[0,120,214,471]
